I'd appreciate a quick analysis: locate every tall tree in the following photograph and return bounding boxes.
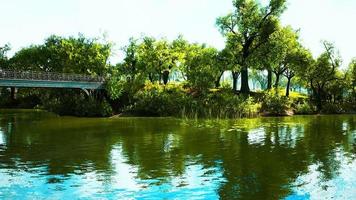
[306,41,341,111]
[216,0,286,94]
[268,26,300,89]
[283,46,312,97]
[137,37,177,84]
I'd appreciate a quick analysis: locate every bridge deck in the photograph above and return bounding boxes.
[0,69,104,90]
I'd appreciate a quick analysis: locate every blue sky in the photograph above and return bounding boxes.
[1,0,355,66]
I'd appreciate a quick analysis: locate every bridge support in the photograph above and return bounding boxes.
[10,87,17,101]
[81,88,90,96]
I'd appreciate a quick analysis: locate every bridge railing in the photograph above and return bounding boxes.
[0,69,104,83]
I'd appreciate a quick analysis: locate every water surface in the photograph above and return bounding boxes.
[0,110,355,199]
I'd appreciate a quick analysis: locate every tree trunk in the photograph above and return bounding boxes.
[148,73,154,83]
[274,73,280,89]
[159,73,162,84]
[162,70,169,85]
[240,68,250,94]
[286,77,291,97]
[215,71,224,88]
[314,87,323,112]
[10,87,17,101]
[215,80,221,88]
[232,71,239,92]
[316,92,322,112]
[267,70,272,90]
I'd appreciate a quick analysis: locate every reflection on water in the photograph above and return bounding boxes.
[0,110,355,199]
[0,129,4,146]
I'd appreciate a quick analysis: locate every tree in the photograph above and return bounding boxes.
[221,40,241,91]
[8,35,113,116]
[9,45,51,71]
[216,48,239,89]
[137,37,178,84]
[283,46,312,97]
[347,59,356,99]
[306,41,341,111]
[184,44,219,91]
[0,44,10,69]
[250,69,267,90]
[0,44,13,100]
[10,35,112,75]
[119,38,143,82]
[216,0,287,94]
[266,26,300,90]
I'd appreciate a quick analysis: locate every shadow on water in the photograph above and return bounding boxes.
[0,110,355,199]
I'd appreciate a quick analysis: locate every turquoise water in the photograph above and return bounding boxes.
[0,110,355,199]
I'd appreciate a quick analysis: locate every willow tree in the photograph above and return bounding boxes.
[216,0,286,94]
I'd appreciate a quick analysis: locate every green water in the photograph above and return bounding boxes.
[0,110,355,199]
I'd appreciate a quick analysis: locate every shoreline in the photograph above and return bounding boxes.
[1,108,355,119]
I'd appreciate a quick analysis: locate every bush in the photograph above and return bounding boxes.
[261,91,291,116]
[341,102,356,113]
[194,90,260,118]
[41,90,113,117]
[130,82,188,116]
[321,103,343,114]
[294,102,315,115]
[129,83,260,118]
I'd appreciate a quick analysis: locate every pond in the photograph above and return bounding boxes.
[0,110,355,199]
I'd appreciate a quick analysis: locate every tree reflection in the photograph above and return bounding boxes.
[0,111,355,199]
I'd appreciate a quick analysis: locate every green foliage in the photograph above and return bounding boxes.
[4,35,113,117]
[305,41,342,111]
[10,34,111,75]
[0,44,10,68]
[134,36,182,84]
[183,45,219,91]
[130,82,188,116]
[197,91,260,118]
[41,90,112,117]
[347,59,356,100]
[261,91,291,115]
[2,4,356,118]
[128,82,260,118]
[320,103,343,114]
[216,0,287,93]
[294,102,315,115]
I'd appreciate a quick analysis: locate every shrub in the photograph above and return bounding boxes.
[130,82,188,116]
[129,83,261,118]
[261,91,291,116]
[340,102,356,113]
[294,102,315,115]
[321,103,343,114]
[41,90,113,117]
[195,90,260,118]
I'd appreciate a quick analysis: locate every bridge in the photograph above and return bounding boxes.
[0,69,105,91]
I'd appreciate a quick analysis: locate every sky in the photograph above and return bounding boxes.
[1,0,356,66]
